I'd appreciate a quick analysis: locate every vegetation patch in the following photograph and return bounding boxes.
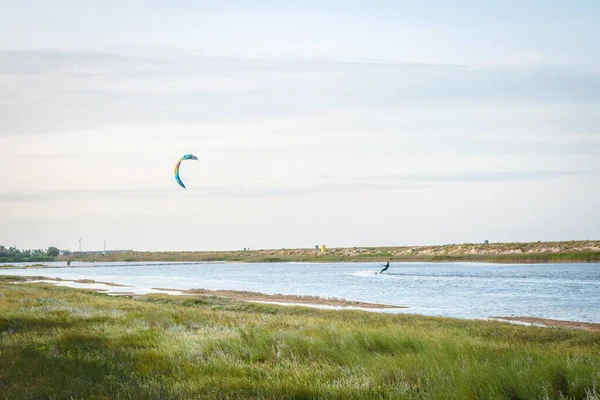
[1,281,599,399]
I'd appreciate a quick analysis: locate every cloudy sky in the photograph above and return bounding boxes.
[1,1,599,251]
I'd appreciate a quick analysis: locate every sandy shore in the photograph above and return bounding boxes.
[161,288,403,309]
[495,317,600,332]
[73,279,127,287]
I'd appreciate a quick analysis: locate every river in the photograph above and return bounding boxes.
[1,261,599,323]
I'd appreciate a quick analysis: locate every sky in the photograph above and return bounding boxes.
[1,1,599,251]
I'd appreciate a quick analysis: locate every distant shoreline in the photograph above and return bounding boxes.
[54,240,600,264]
[3,240,600,265]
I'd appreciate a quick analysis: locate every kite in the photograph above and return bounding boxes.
[174,154,198,189]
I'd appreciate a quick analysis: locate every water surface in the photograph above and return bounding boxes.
[2,261,598,322]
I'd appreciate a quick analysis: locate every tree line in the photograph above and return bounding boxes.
[0,245,59,262]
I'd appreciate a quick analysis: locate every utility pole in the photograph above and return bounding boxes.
[103,240,106,255]
[78,238,81,252]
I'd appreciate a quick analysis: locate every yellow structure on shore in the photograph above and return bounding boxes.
[321,245,326,253]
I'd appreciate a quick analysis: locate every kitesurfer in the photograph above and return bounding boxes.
[380,261,390,274]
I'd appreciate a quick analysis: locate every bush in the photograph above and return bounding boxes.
[46,246,60,257]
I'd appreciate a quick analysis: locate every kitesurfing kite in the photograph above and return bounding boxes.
[174,154,198,189]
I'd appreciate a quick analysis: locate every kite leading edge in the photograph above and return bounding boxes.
[174,154,198,189]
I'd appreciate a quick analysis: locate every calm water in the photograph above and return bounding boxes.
[1,261,599,322]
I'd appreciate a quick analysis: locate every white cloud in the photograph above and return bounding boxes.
[1,48,599,250]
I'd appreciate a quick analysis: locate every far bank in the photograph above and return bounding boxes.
[57,240,600,264]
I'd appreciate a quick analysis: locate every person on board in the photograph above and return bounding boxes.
[380,261,390,274]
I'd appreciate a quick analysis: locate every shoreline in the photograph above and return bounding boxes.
[3,240,600,266]
[173,287,402,309]
[492,316,600,333]
[12,276,404,310]
[55,256,600,264]
[7,275,600,332]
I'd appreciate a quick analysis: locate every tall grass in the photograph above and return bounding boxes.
[1,278,599,399]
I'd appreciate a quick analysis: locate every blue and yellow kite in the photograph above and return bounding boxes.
[174,154,198,189]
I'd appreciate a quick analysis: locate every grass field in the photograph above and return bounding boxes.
[1,276,599,399]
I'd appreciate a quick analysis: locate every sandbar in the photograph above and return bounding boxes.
[161,288,404,309]
[495,316,600,332]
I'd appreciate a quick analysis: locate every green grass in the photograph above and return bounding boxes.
[1,278,599,399]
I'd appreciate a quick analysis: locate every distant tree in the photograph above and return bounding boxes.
[46,246,60,257]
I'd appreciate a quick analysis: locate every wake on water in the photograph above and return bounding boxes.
[353,270,404,277]
[353,270,379,277]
